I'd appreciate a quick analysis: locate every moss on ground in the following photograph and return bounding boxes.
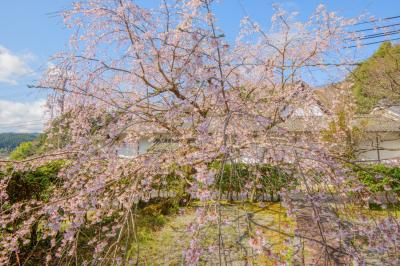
[127,202,296,265]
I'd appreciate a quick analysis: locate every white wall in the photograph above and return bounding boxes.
[117,137,152,158]
[293,104,324,117]
[356,132,400,161]
[117,132,400,162]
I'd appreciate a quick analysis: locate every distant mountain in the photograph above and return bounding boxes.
[0,133,39,152]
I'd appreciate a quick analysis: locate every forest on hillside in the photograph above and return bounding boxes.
[351,42,400,113]
[0,133,39,152]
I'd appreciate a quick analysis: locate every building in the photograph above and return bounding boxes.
[117,89,400,163]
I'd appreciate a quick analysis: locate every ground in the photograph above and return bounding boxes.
[127,202,295,265]
[125,199,400,265]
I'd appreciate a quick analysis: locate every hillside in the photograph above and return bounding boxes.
[350,42,400,113]
[312,42,400,114]
[0,133,39,153]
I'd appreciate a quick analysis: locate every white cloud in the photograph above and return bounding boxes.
[0,45,34,85]
[0,99,48,133]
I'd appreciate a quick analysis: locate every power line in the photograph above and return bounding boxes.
[351,15,400,26]
[0,122,45,130]
[350,22,400,33]
[0,119,45,126]
[361,29,400,38]
[345,36,400,49]
[344,15,400,48]
[0,122,44,127]
[0,126,44,131]
[347,30,400,42]
[0,126,44,132]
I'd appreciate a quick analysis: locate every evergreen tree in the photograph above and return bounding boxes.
[351,42,400,113]
[0,133,39,152]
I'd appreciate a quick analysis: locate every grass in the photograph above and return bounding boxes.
[126,201,296,265]
[339,202,400,221]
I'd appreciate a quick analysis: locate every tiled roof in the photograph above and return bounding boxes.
[277,117,329,132]
[276,115,400,132]
[353,115,400,132]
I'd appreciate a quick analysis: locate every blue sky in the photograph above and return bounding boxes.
[0,0,399,132]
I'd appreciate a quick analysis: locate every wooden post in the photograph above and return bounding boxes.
[376,134,381,162]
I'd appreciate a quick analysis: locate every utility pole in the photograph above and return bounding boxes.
[376,134,381,162]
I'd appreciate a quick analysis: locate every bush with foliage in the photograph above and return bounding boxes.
[351,42,400,113]
[5,160,64,203]
[355,164,400,194]
[9,134,48,160]
[0,160,64,265]
[212,162,296,201]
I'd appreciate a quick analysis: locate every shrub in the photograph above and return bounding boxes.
[212,162,296,201]
[9,134,48,161]
[356,164,400,194]
[5,160,64,203]
[9,141,35,160]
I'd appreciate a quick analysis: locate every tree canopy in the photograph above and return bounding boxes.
[351,42,400,113]
[0,133,39,152]
[0,1,399,265]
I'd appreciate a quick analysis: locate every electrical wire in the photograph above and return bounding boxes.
[345,36,400,49]
[347,29,400,42]
[351,15,400,26]
[350,22,400,33]
[0,120,45,126]
[344,15,400,48]
[0,122,45,131]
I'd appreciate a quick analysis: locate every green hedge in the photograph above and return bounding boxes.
[356,164,400,194]
[5,160,64,203]
[211,162,296,200]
